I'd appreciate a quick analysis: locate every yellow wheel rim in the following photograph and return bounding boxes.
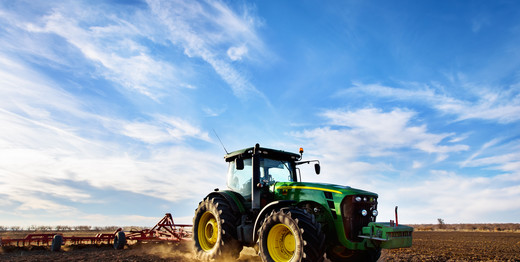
[198,211,218,251]
[267,224,295,262]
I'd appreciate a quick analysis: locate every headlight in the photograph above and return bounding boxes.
[361,209,368,216]
[372,210,378,217]
[355,196,362,202]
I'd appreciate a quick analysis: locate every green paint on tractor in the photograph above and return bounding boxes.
[193,144,413,262]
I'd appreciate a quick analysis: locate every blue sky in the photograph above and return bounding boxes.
[1,0,519,227]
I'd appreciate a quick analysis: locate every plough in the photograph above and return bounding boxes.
[0,213,192,251]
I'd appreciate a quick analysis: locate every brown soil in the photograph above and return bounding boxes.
[0,241,261,262]
[380,231,520,262]
[2,231,520,261]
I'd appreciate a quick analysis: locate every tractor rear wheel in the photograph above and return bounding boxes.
[193,194,243,261]
[258,207,325,262]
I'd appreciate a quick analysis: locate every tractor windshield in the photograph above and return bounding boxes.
[227,157,295,201]
[260,158,294,184]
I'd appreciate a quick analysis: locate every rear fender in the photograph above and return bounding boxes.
[206,191,247,216]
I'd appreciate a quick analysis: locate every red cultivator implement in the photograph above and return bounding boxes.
[0,213,192,251]
[124,213,191,243]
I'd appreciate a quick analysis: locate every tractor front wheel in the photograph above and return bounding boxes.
[258,207,325,262]
[193,194,242,261]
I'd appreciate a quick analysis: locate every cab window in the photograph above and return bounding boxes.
[260,158,293,185]
[227,158,252,201]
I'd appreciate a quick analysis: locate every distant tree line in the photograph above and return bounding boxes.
[412,221,520,232]
[0,225,121,231]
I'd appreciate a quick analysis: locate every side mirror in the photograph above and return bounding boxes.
[314,163,320,175]
[235,158,244,170]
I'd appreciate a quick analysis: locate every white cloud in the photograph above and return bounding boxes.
[0,52,222,226]
[146,0,267,99]
[0,1,249,226]
[466,152,520,172]
[0,106,224,223]
[460,138,520,175]
[24,9,179,100]
[471,16,489,33]
[227,45,248,61]
[317,107,468,156]
[291,106,520,223]
[117,116,210,144]
[412,161,422,169]
[3,0,269,102]
[0,55,83,119]
[0,2,196,102]
[342,82,520,124]
[288,107,482,218]
[448,133,470,143]
[385,171,520,223]
[202,106,227,117]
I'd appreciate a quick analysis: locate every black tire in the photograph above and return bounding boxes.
[193,194,243,261]
[113,231,126,250]
[258,207,325,262]
[326,246,381,262]
[51,234,62,252]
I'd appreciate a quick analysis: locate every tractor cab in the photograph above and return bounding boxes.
[226,156,296,202]
[224,144,316,210]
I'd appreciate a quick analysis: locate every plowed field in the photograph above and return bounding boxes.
[380,231,520,261]
[2,231,520,261]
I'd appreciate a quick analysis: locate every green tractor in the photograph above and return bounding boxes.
[193,144,413,261]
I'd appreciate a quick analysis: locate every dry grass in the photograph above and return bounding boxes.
[3,223,519,236]
[411,223,520,232]
[0,230,117,239]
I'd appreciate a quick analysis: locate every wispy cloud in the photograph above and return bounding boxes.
[462,139,520,173]
[341,82,520,124]
[2,0,271,102]
[295,107,468,159]
[227,45,248,61]
[389,170,520,223]
[0,52,220,225]
[0,107,223,224]
[471,16,490,33]
[115,115,211,144]
[2,0,518,226]
[22,5,178,100]
[293,106,520,223]
[289,107,470,197]
[146,0,268,100]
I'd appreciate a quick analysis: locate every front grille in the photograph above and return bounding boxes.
[341,195,377,242]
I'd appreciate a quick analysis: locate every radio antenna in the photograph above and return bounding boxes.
[212,129,228,154]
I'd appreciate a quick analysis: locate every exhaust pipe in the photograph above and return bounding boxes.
[395,206,399,227]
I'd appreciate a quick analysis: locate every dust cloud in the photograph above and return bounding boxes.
[134,242,261,262]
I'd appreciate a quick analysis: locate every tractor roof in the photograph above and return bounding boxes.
[224,145,301,162]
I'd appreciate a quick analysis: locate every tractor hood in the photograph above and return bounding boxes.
[273,182,378,198]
